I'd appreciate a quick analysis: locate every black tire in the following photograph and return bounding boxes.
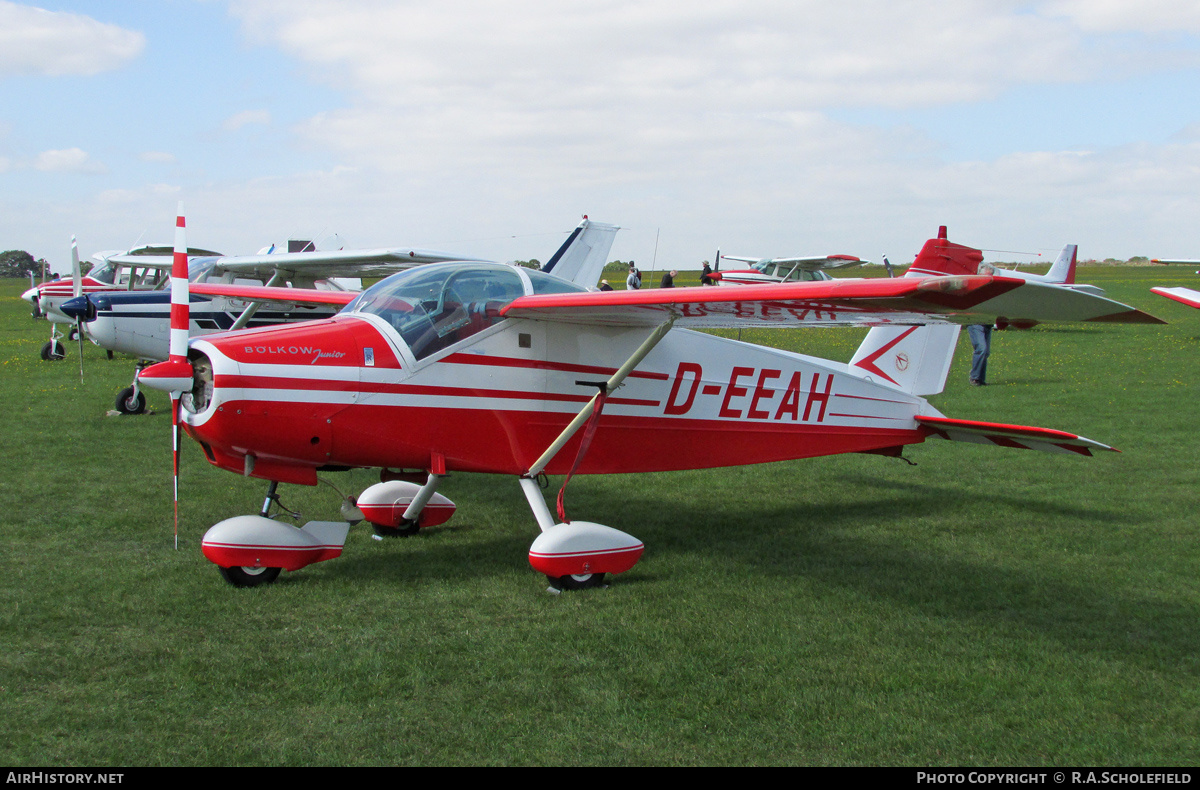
[68,327,79,341]
[372,519,419,538]
[218,566,282,588]
[114,386,146,415]
[549,572,607,591]
[40,340,65,361]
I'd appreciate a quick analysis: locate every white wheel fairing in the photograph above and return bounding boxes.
[528,521,644,578]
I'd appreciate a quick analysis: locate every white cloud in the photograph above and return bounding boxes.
[33,147,106,174]
[0,1,144,78]
[139,151,177,164]
[1042,0,1200,33]
[222,109,272,131]
[224,0,1193,192]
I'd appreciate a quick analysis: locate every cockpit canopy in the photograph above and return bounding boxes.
[345,262,585,360]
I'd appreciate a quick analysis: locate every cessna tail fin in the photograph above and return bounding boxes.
[1045,244,1078,284]
[849,324,961,396]
[542,217,620,288]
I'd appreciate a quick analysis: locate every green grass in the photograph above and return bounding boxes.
[0,268,1198,765]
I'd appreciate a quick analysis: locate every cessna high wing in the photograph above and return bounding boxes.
[709,252,867,285]
[58,232,511,414]
[137,206,1161,592]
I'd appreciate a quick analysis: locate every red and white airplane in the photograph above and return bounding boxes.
[1148,258,1200,309]
[904,230,1102,294]
[138,205,1162,592]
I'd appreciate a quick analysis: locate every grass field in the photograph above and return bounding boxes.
[1,268,1198,766]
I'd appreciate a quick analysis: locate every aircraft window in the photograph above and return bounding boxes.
[88,262,117,284]
[188,258,220,283]
[755,262,777,276]
[784,268,832,282]
[352,263,527,360]
[524,269,587,295]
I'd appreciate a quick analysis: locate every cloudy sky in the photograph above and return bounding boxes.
[3,0,1200,273]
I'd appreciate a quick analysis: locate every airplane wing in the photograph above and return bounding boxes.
[721,254,865,271]
[210,247,490,279]
[189,282,359,306]
[501,275,1164,328]
[1150,259,1200,265]
[102,246,226,269]
[1151,286,1200,309]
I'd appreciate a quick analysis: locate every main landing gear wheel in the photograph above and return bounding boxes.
[549,572,607,591]
[40,340,65,361]
[114,386,146,415]
[218,565,281,588]
[371,518,419,538]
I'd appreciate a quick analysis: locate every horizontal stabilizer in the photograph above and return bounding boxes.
[917,415,1116,456]
[1152,286,1200,309]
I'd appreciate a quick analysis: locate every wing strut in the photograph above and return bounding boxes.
[521,318,675,526]
[228,270,284,331]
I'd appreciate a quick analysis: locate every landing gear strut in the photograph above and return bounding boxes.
[113,362,149,415]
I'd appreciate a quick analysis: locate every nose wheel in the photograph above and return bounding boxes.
[218,565,281,588]
[40,340,65,360]
[114,386,147,415]
[549,572,607,591]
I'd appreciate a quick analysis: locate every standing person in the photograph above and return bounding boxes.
[626,261,641,290]
[968,324,992,386]
[660,269,676,288]
[700,261,713,285]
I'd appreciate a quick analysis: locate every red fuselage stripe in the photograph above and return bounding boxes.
[441,352,670,380]
[212,374,661,407]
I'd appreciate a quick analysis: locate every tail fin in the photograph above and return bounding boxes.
[1044,244,1077,284]
[849,323,961,396]
[904,226,984,278]
[541,217,620,288]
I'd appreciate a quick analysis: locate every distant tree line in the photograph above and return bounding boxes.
[0,250,48,279]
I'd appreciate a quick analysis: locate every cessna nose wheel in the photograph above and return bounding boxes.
[40,340,65,361]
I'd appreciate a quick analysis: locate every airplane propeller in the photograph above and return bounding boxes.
[136,203,195,549]
[70,237,85,380]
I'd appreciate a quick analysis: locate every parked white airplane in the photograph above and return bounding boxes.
[709,252,866,285]
[22,242,224,360]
